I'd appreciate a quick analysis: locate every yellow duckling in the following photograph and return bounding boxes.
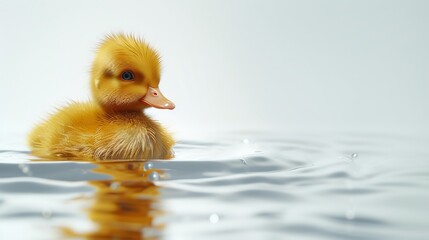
[28,34,175,160]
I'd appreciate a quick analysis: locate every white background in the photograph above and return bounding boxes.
[1,0,428,143]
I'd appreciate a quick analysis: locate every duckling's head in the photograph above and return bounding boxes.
[90,34,175,112]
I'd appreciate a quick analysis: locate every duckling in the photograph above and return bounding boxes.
[28,34,175,160]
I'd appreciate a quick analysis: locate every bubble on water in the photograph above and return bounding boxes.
[144,162,153,171]
[110,182,120,190]
[148,171,160,181]
[351,153,358,159]
[240,158,247,165]
[41,208,52,219]
[242,139,250,144]
[346,210,355,220]
[209,213,219,224]
[18,164,31,175]
[19,164,27,171]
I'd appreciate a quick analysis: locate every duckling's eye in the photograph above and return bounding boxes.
[121,71,134,81]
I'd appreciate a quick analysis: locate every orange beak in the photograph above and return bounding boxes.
[141,87,175,110]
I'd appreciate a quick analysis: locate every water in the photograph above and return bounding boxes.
[0,131,428,240]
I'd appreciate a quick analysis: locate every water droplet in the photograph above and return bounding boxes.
[148,171,160,181]
[346,210,355,220]
[19,164,26,170]
[209,213,219,224]
[18,164,31,175]
[242,139,250,144]
[240,159,247,165]
[110,182,120,190]
[351,153,358,159]
[42,208,52,219]
[144,162,153,171]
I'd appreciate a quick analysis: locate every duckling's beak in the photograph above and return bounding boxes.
[141,87,175,110]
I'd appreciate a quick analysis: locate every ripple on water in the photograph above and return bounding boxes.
[0,162,109,181]
[0,211,72,219]
[0,179,93,194]
[1,132,429,240]
[282,223,383,240]
[320,213,390,227]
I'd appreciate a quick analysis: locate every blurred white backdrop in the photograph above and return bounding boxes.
[1,0,429,144]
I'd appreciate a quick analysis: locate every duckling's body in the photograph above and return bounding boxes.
[28,34,175,160]
[29,102,174,160]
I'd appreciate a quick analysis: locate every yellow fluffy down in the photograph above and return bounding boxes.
[28,34,174,160]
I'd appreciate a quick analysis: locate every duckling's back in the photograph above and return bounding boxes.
[28,102,102,159]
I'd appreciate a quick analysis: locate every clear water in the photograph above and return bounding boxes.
[1,131,428,240]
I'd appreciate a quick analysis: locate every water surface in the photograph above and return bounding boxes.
[0,131,428,240]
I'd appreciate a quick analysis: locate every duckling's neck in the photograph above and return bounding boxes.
[102,109,155,126]
[110,110,144,116]
[94,101,148,115]
[103,109,147,118]
[93,104,146,118]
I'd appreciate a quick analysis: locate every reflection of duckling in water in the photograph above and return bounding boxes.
[28,34,175,160]
[63,161,163,239]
